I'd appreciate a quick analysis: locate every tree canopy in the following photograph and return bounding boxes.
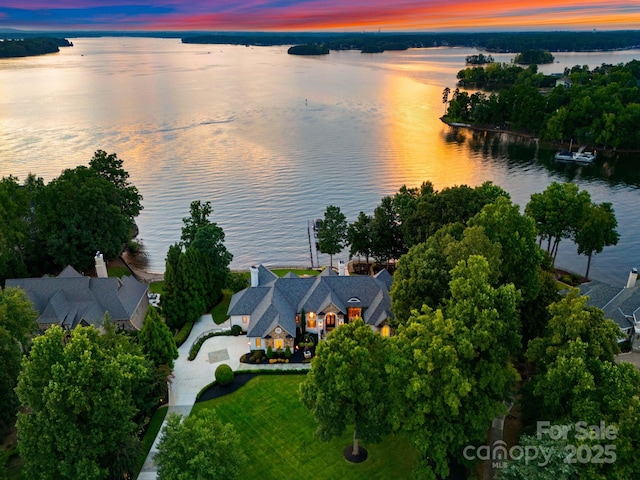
[0,286,38,433]
[299,318,390,457]
[0,151,142,275]
[387,256,520,479]
[16,325,151,479]
[155,410,246,480]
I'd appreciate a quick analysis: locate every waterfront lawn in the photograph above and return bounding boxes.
[148,280,164,295]
[107,265,132,278]
[191,375,416,480]
[272,268,319,277]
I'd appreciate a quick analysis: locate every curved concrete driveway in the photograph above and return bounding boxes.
[137,314,250,479]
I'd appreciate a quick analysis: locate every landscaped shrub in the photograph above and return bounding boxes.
[215,364,234,385]
[174,320,195,347]
[250,350,266,363]
[266,346,274,359]
[231,324,242,336]
[284,346,292,359]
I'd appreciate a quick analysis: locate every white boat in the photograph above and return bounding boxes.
[554,145,595,164]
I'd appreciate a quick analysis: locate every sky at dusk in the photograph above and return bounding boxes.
[0,1,639,32]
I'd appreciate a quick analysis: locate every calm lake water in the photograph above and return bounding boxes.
[1,38,638,285]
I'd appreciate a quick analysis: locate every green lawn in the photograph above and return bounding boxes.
[107,265,132,278]
[148,280,164,295]
[191,375,416,480]
[272,268,319,277]
[211,289,232,325]
[133,405,168,478]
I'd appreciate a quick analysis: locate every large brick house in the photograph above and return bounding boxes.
[227,264,393,351]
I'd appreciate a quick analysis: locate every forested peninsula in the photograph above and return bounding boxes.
[444,60,640,150]
[0,37,72,58]
[182,30,640,53]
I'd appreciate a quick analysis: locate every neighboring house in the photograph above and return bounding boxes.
[555,76,572,88]
[579,268,640,349]
[6,264,149,332]
[227,263,394,351]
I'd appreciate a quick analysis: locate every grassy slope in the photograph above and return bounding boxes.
[192,375,416,480]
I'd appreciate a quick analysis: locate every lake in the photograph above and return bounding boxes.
[0,37,638,285]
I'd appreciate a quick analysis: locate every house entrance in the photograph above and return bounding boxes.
[325,313,336,331]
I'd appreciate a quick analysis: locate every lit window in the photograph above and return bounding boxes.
[348,308,361,320]
[255,338,261,348]
[275,339,284,350]
[242,315,249,324]
[308,312,317,329]
[381,325,391,337]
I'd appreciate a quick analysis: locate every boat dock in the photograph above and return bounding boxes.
[307,219,320,268]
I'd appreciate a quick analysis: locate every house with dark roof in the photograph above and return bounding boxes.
[6,265,149,332]
[227,264,394,352]
[579,268,640,349]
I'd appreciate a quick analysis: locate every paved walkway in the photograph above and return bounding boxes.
[137,314,309,479]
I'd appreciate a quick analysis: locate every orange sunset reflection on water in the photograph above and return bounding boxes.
[379,72,480,192]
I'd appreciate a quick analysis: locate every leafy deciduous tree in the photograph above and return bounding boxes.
[575,202,619,280]
[155,410,246,480]
[387,256,520,479]
[16,325,149,480]
[299,318,390,457]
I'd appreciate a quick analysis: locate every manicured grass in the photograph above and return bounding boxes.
[272,268,320,277]
[133,405,168,478]
[107,265,132,277]
[148,281,164,295]
[211,289,232,325]
[192,375,416,480]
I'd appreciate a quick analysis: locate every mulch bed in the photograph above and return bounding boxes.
[343,445,368,463]
[196,373,258,403]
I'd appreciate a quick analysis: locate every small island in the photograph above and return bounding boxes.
[0,37,72,58]
[465,53,494,65]
[513,49,554,65]
[287,44,329,56]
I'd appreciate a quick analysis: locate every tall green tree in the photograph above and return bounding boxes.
[16,325,149,480]
[525,182,591,264]
[88,150,143,223]
[35,166,132,271]
[470,196,542,301]
[300,318,390,457]
[0,176,31,283]
[371,196,405,268]
[162,243,183,330]
[155,410,246,480]
[346,211,373,267]
[575,202,619,280]
[317,205,347,268]
[191,223,232,308]
[138,307,178,369]
[180,200,213,247]
[0,286,37,433]
[387,256,520,479]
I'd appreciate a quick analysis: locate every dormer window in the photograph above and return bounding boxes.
[348,297,361,303]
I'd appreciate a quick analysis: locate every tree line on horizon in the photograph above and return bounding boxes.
[181,30,640,53]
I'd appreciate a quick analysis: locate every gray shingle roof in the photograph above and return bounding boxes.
[579,280,639,331]
[6,267,148,330]
[229,265,393,337]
